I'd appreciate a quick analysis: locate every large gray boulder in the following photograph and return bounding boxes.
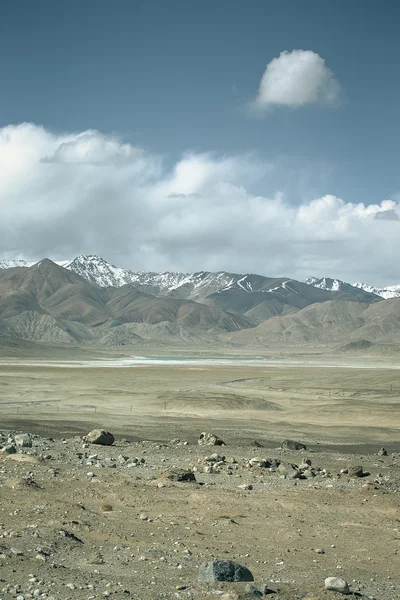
[198,559,254,582]
[86,429,114,446]
[15,433,32,448]
[198,432,226,446]
[324,576,350,594]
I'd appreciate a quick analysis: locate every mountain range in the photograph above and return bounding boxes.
[2,255,400,299]
[0,254,399,349]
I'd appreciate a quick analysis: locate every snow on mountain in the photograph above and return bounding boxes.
[61,255,136,287]
[2,255,399,301]
[0,259,33,269]
[352,282,400,299]
[306,276,400,299]
[305,276,348,292]
[56,255,271,298]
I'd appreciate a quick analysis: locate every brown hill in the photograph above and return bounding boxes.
[223,298,400,345]
[0,260,255,345]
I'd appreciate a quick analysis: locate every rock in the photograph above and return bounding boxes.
[205,453,225,463]
[324,576,350,594]
[238,483,253,490]
[14,434,32,448]
[198,559,254,582]
[260,583,278,595]
[220,593,259,600]
[1,444,17,454]
[198,432,226,446]
[277,462,302,479]
[348,465,364,477]
[157,468,196,482]
[282,439,306,450]
[86,430,114,446]
[378,447,388,456]
[245,584,262,597]
[248,457,271,468]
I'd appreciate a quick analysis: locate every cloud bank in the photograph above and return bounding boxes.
[256,50,341,108]
[0,123,399,285]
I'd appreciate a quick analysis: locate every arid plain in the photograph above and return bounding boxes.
[0,347,399,600]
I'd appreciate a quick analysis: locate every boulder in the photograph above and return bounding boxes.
[277,462,302,479]
[14,433,32,448]
[282,439,306,450]
[86,430,114,446]
[248,457,271,468]
[378,447,388,456]
[348,465,364,477]
[198,432,226,446]
[324,576,350,594]
[1,444,17,454]
[198,559,254,582]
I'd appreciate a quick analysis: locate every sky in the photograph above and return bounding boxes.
[1,0,400,285]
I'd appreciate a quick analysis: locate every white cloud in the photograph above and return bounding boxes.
[255,50,341,108]
[0,123,399,285]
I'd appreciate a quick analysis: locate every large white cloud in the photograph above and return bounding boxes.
[256,50,341,108]
[0,123,399,285]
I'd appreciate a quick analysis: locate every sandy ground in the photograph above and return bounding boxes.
[0,350,399,599]
[0,353,400,445]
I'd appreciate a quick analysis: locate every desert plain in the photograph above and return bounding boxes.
[0,346,399,600]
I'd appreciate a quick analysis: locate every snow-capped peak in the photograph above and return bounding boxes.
[352,281,400,299]
[306,275,400,299]
[62,255,135,287]
[304,276,344,292]
[0,259,34,269]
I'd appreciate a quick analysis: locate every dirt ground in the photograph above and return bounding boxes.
[0,351,399,599]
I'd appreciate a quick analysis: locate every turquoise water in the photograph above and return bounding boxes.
[136,355,266,362]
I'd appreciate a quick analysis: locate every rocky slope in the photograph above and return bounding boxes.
[0,428,398,600]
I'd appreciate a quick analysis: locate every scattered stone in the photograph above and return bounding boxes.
[205,453,225,463]
[245,584,262,597]
[198,432,226,446]
[157,468,196,482]
[260,584,278,595]
[238,483,253,490]
[277,462,302,479]
[198,559,254,582]
[248,457,270,468]
[324,576,350,594]
[86,430,115,446]
[282,439,306,450]
[348,465,365,478]
[220,593,258,600]
[14,433,32,448]
[1,444,17,454]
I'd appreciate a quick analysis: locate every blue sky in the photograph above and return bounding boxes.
[0,0,400,283]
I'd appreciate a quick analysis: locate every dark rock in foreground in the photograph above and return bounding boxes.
[198,559,254,582]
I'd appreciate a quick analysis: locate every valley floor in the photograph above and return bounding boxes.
[0,349,399,599]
